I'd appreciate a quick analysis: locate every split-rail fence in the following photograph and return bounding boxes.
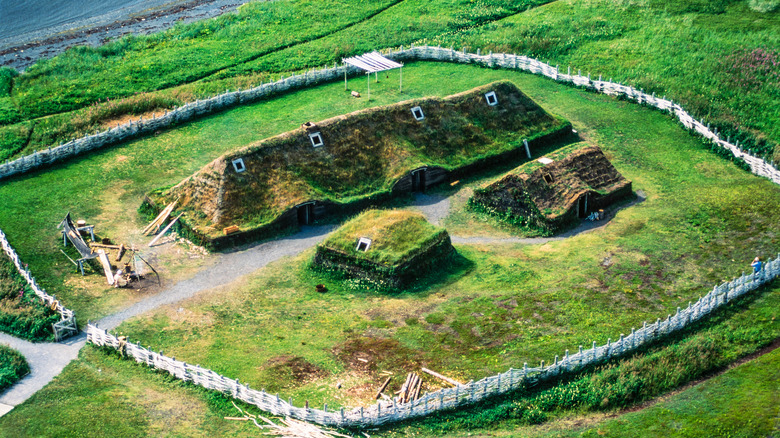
[0,229,78,340]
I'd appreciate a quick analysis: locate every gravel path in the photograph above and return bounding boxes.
[412,192,450,226]
[414,190,646,244]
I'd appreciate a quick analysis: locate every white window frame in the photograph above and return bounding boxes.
[231,158,246,173]
[309,132,324,148]
[485,91,498,106]
[356,237,372,252]
[411,106,425,121]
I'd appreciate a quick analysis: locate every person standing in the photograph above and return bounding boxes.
[751,257,762,274]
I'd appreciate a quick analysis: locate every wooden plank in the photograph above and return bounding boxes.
[143,200,177,235]
[148,213,183,247]
[89,243,122,249]
[142,200,176,234]
[97,249,114,285]
[421,367,463,387]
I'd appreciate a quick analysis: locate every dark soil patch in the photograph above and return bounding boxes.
[332,336,425,375]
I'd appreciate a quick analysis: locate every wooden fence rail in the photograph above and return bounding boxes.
[1,46,778,186]
[0,229,78,340]
[87,252,779,428]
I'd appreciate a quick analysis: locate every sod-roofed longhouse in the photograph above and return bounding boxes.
[148,81,570,248]
[471,145,632,234]
[313,210,454,288]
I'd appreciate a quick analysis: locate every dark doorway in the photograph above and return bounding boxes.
[411,168,427,192]
[577,194,589,218]
[297,203,314,225]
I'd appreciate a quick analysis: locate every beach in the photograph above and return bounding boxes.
[0,0,249,70]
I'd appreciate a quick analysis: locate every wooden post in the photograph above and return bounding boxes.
[367,73,370,101]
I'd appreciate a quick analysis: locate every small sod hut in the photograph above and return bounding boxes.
[471,145,632,234]
[313,210,453,288]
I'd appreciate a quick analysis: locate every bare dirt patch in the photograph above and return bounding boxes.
[100,110,167,131]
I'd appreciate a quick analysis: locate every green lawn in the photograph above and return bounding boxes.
[0,60,777,362]
[573,347,780,438]
[1,281,775,437]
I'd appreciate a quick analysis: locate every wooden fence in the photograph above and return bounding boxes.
[0,229,78,341]
[1,46,778,186]
[6,44,780,421]
[87,252,779,428]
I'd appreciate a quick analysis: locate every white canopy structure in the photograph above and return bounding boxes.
[342,51,404,100]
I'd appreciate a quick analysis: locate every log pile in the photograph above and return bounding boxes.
[395,372,422,403]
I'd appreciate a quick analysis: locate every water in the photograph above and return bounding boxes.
[0,0,190,45]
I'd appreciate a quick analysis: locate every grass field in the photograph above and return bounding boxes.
[0,0,777,162]
[570,346,780,438]
[0,0,778,435]
[0,279,775,437]
[0,62,777,325]
[1,61,775,421]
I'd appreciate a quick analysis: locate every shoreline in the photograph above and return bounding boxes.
[0,0,251,71]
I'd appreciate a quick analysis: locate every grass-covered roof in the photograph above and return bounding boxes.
[318,209,448,267]
[155,81,568,237]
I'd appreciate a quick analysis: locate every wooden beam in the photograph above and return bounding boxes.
[375,376,392,400]
[148,213,183,247]
[59,249,78,266]
[97,250,114,285]
[89,243,121,249]
[115,244,125,262]
[143,200,177,235]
